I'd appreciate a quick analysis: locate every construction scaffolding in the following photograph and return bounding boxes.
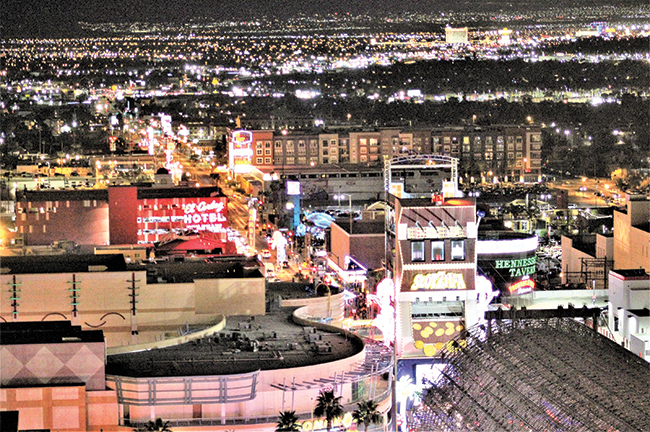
[410,318,650,432]
[563,257,614,290]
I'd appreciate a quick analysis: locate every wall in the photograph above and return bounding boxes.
[17,200,109,246]
[108,186,139,245]
[0,271,264,348]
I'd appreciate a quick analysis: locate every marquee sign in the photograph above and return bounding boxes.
[410,272,467,291]
[494,256,537,277]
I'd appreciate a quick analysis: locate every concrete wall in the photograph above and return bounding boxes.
[0,271,265,348]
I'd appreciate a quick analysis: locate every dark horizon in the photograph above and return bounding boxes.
[2,0,647,39]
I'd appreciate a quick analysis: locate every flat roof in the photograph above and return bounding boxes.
[0,321,104,345]
[106,312,363,378]
[0,253,127,274]
[333,220,385,235]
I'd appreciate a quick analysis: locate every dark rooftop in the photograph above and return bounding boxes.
[16,188,108,202]
[137,186,224,199]
[611,269,649,278]
[0,321,104,345]
[106,311,363,378]
[0,253,127,274]
[333,219,385,235]
[130,256,264,283]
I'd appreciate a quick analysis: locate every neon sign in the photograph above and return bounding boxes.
[495,256,537,277]
[230,130,253,173]
[508,278,535,294]
[182,199,227,232]
[410,272,466,291]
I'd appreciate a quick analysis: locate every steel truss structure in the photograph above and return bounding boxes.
[384,154,459,195]
[411,318,650,432]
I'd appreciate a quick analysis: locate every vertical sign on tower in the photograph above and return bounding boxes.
[230,130,253,174]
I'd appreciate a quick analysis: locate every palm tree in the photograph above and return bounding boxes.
[352,400,383,432]
[134,418,172,432]
[313,388,344,432]
[276,410,302,432]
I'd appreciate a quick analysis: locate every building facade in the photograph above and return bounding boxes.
[15,185,228,246]
[246,125,542,182]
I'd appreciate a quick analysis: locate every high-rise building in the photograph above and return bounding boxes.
[445,27,469,44]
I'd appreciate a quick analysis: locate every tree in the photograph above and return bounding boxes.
[352,400,382,432]
[313,388,345,432]
[276,410,302,432]
[134,418,172,432]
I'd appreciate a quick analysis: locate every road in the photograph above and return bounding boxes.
[548,177,621,207]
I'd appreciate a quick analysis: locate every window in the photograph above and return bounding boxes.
[256,157,263,164]
[322,140,328,147]
[275,140,283,148]
[265,157,271,164]
[432,241,445,261]
[256,149,263,155]
[412,241,425,262]
[83,200,91,207]
[451,240,465,261]
[265,149,272,155]
[265,141,271,148]
[463,136,470,144]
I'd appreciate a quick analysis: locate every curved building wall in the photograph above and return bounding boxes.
[477,233,538,296]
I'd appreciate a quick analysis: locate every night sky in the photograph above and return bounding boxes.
[2,0,646,38]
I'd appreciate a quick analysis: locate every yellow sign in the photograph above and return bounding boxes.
[298,412,355,432]
[410,272,466,291]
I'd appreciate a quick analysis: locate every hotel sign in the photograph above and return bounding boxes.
[182,199,228,232]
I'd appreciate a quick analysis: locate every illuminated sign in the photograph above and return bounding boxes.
[232,130,253,147]
[495,256,537,277]
[342,318,375,329]
[412,320,466,357]
[297,412,355,432]
[410,272,466,291]
[408,225,464,239]
[508,278,535,294]
[476,236,538,254]
[230,130,253,173]
[287,180,301,196]
[182,199,228,232]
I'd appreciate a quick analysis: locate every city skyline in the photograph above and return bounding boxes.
[3,0,648,38]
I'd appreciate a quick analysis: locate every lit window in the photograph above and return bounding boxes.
[432,241,445,261]
[412,241,425,262]
[451,240,465,261]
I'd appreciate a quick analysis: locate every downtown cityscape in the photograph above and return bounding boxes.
[1,0,650,431]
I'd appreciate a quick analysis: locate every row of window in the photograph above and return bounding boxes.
[411,240,466,262]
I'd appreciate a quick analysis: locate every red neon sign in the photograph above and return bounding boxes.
[508,279,535,294]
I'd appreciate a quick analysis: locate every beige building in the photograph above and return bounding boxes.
[613,194,650,272]
[0,254,266,347]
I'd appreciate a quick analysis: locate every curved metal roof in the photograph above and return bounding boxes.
[412,318,650,432]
